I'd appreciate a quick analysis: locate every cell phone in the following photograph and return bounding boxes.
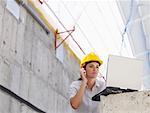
[81,68,86,75]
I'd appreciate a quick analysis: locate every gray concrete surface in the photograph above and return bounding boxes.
[0,1,79,113]
[100,91,150,113]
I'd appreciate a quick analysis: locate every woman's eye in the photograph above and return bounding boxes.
[89,65,93,68]
[89,65,99,68]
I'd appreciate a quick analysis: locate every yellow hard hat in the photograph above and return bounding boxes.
[80,52,103,67]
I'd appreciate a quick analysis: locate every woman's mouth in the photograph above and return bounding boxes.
[92,72,97,75]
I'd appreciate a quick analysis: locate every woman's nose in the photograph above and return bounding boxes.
[93,67,97,71]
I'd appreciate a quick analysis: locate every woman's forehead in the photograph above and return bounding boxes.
[87,62,99,65]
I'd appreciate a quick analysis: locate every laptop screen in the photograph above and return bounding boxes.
[106,55,144,90]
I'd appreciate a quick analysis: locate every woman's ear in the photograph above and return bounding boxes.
[83,65,86,70]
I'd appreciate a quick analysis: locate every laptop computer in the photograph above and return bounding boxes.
[92,55,144,101]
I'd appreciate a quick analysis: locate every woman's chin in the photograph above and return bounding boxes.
[89,74,97,78]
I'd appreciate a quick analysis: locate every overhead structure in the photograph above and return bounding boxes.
[117,0,150,89]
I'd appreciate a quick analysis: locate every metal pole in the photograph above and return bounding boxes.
[16,0,50,34]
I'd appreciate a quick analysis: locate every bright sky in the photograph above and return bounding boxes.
[42,0,134,74]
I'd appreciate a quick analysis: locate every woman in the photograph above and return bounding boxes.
[68,52,106,113]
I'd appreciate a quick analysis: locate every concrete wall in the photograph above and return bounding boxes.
[101,91,150,113]
[0,0,80,113]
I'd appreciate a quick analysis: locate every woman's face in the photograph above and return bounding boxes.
[85,62,100,79]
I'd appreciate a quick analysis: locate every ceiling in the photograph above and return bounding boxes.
[42,0,134,61]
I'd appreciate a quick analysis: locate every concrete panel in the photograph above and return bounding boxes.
[32,38,49,81]
[27,109,38,113]
[58,69,70,98]
[10,63,22,95]
[33,19,49,43]
[0,58,11,88]
[0,0,6,8]
[15,7,27,64]
[0,91,10,113]
[48,32,55,53]
[101,91,150,113]
[47,56,77,98]
[0,8,12,58]
[28,75,49,112]
[0,7,17,59]
[9,98,21,113]
[15,27,24,64]
[47,87,71,113]
[9,18,18,55]
[19,68,32,100]
[47,88,57,113]
[56,94,70,113]
[63,51,80,80]
[20,104,29,113]
[0,0,4,42]
[47,51,53,75]
[23,15,34,69]
[0,1,80,113]
[48,57,63,90]
[20,104,38,113]
[0,91,39,113]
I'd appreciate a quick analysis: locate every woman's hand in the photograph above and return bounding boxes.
[80,68,88,84]
[70,68,88,109]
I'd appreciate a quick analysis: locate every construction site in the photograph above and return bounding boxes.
[0,0,150,113]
